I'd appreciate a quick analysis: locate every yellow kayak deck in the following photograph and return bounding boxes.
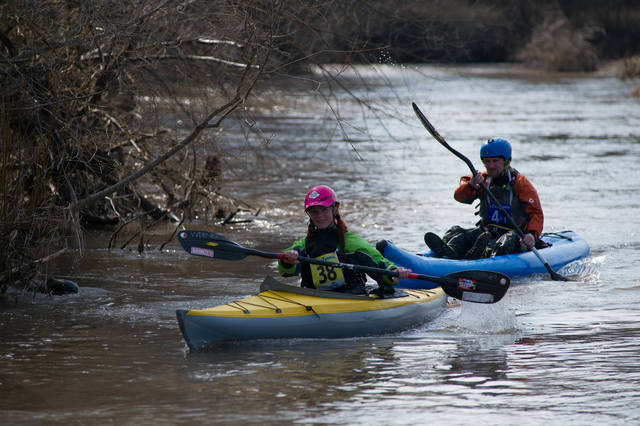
[186,276,444,318]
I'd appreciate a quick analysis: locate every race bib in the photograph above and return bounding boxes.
[487,202,512,225]
[310,252,345,290]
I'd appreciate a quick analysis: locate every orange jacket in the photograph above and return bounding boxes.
[454,170,544,238]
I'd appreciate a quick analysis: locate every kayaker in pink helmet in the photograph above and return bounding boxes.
[279,185,411,296]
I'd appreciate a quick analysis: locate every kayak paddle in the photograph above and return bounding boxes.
[412,102,568,281]
[178,230,511,304]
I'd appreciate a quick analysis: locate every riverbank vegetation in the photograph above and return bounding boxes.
[2,0,639,295]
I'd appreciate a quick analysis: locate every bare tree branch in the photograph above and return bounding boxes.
[75,96,241,209]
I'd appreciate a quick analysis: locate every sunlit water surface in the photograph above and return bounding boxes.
[2,64,640,424]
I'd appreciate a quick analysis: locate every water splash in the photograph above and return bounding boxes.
[451,300,520,334]
[560,255,605,281]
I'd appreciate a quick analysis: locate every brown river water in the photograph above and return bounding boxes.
[2,64,640,424]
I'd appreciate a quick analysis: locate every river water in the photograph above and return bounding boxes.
[2,64,639,425]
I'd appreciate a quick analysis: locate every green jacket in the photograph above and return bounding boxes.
[278,228,398,290]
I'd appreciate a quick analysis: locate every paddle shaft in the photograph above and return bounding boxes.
[228,245,468,287]
[284,254,465,286]
[412,102,567,281]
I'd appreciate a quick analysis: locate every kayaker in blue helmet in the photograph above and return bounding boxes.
[424,138,544,259]
[279,185,411,296]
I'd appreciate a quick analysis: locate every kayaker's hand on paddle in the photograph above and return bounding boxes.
[469,172,483,189]
[281,250,300,265]
[393,267,412,283]
[521,233,535,249]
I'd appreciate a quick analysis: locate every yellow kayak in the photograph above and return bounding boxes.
[176,276,446,349]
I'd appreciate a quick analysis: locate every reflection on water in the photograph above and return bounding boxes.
[184,340,394,413]
[2,64,640,424]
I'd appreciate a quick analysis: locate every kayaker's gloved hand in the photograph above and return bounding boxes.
[392,267,411,283]
[520,232,535,249]
[281,250,300,265]
[469,171,484,189]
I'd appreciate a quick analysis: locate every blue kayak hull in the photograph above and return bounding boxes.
[378,231,590,289]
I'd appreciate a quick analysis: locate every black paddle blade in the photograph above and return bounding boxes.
[440,270,510,304]
[177,230,249,261]
[412,103,442,142]
[548,266,569,281]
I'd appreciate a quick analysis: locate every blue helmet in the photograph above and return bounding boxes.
[480,138,512,160]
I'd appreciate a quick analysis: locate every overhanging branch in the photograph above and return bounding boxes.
[73,96,241,209]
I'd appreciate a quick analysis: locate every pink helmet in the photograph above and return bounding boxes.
[304,185,338,211]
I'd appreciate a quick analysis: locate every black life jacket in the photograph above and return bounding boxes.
[478,168,528,230]
[300,228,367,290]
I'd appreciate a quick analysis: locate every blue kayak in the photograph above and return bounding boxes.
[377,231,590,289]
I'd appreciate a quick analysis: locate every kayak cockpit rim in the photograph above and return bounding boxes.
[259,276,412,299]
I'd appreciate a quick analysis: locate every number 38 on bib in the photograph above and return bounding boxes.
[310,251,346,290]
